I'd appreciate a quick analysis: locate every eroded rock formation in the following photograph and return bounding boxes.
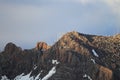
[36,42,50,51]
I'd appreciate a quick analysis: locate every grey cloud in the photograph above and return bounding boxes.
[0,0,119,51]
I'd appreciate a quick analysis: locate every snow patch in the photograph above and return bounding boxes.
[14,73,24,80]
[34,73,41,80]
[33,65,37,70]
[52,60,59,65]
[91,58,96,64]
[14,71,42,80]
[92,49,99,57]
[42,66,56,80]
[1,75,10,80]
[83,74,92,80]
[14,72,33,80]
[1,71,42,80]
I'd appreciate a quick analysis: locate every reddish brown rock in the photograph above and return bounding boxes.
[36,42,50,51]
[96,66,113,80]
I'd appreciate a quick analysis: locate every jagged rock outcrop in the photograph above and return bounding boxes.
[0,42,42,79]
[4,42,22,54]
[0,31,120,80]
[36,42,50,51]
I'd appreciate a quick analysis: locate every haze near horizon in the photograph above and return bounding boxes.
[0,0,120,50]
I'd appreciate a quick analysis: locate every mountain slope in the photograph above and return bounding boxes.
[0,31,120,80]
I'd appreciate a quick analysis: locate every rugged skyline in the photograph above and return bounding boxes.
[0,31,120,80]
[0,0,120,50]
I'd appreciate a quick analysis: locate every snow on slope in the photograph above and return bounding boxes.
[52,60,59,65]
[83,74,92,80]
[14,72,34,80]
[91,58,96,64]
[1,61,58,80]
[1,75,10,80]
[92,49,99,57]
[35,73,41,80]
[14,71,41,80]
[15,65,57,80]
[14,73,24,80]
[42,66,56,80]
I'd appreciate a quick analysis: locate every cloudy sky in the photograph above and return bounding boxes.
[0,0,120,50]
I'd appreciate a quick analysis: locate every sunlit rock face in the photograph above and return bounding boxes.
[0,31,120,80]
[36,42,50,51]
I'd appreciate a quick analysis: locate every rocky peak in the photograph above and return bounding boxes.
[4,42,22,54]
[60,31,88,42]
[58,31,91,46]
[35,42,50,51]
[53,31,92,56]
[113,34,120,38]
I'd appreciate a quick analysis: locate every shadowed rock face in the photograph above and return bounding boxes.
[0,43,39,79]
[4,42,22,54]
[0,31,120,80]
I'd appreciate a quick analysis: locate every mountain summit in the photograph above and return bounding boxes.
[0,31,120,80]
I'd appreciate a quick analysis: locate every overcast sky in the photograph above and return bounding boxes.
[0,0,120,50]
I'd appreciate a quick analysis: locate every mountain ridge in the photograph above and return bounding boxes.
[0,31,120,80]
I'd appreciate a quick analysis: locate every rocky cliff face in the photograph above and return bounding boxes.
[0,31,120,80]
